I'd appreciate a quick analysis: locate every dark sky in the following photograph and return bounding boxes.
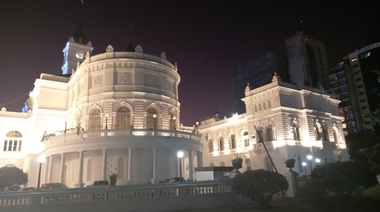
[0,0,379,126]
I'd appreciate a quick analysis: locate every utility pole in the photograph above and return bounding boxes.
[254,125,277,173]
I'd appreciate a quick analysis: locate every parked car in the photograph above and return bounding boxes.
[159,177,186,183]
[86,180,109,188]
[40,183,68,190]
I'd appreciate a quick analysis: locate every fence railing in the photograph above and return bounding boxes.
[0,181,249,212]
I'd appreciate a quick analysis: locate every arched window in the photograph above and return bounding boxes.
[254,105,258,112]
[256,127,264,143]
[333,124,339,144]
[116,107,131,129]
[208,140,213,153]
[230,134,236,149]
[266,125,274,141]
[218,137,224,151]
[146,108,158,129]
[170,113,177,130]
[3,131,22,152]
[243,131,250,147]
[89,109,101,130]
[263,102,267,110]
[322,121,329,141]
[258,103,262,111]
[315,119,323,140]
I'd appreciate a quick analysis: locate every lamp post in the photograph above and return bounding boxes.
[302,162,307,175]
[37,156,46,190]
[307,155,313,173]
[173,116,176,130]
[177,151,184,178]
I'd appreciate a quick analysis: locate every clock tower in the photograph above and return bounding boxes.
[61,21,93,75]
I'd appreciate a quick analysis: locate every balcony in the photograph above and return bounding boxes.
[42,128,200,147]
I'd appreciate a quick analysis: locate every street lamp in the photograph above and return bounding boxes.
[315,158,321,164]
[302,162,307,175]
[177,151,184,178]
[307,155,313,173]
[37,156,46,190]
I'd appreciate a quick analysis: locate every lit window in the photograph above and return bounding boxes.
[89,109,101,130]
[116,107,131,129]
[146,108,158,129]
[3,131,22,152]
[230,134,236,149]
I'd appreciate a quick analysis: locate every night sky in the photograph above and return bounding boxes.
[0,0,379,126]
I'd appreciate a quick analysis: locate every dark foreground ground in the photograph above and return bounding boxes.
[179,198,316,212]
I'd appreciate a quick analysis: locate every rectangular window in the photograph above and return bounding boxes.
[3,140,7,151]
[8,140,13,151]
[13,141,17,151]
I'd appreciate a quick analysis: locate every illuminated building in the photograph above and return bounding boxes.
[0,29,347,188]
[200,74,347,174]
[0,31,202,187]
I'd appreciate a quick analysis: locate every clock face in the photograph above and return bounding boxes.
[75,52,84,59]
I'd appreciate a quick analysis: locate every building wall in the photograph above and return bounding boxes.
[200,75,347,176]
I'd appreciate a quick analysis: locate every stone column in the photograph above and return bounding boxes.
[197,151,203,167]
[188,150,193,180]
[47,156,53,183]
[59,153,65,183]
[127,148,132,183]
[77,151,84,187]
[151,148,156,183]
[102,149,108,180]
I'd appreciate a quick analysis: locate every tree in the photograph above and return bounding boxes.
[360,143,380,174]
[301,161,377,201]
[345,130,380,163]
[232,169,289,207]
[300,161,379,211]
[0,166,28,191]
[231,157,243,173]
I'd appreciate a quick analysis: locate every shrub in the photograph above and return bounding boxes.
[232,169,289,207]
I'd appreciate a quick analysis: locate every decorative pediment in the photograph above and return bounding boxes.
[106,45,114,52]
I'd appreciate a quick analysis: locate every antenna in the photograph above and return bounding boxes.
[296,19,304,34]
[215,98,218,114]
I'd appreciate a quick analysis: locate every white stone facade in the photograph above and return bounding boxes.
[0,40,348,188]
[199,74,348,175]
[0,44,202,188]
